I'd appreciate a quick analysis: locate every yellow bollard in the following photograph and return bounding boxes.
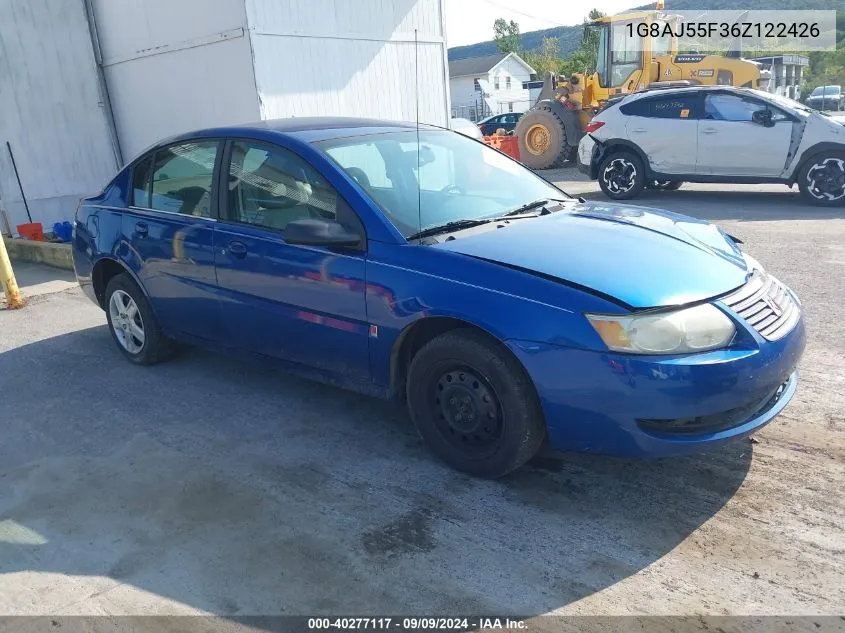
[0,236,25,309]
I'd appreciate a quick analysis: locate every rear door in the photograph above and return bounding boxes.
[213,139,370,381]
[623,93,700,175]
[123,140,223,342]
[696,92,793,177]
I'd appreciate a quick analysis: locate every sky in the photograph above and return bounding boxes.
[444,0,640,48]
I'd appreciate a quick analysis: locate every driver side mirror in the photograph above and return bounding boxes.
[752,109,775,127]
[283,218,362,249]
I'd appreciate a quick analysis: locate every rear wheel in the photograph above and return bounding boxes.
[598,151,646,200]
[797,152,845,206]
[515,106,574,169]
[105,274,176,365]
[406,329,545,478]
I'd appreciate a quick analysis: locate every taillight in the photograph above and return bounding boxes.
[585,121,605,133]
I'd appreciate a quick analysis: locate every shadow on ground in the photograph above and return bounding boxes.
[0,326,752,618]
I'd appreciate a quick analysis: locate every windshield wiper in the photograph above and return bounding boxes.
[407,218,493,241]
[502,199,552,216]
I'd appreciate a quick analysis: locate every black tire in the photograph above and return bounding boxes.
[598,151,646,200]
[405,329,546,478]
[647,180,683,191]
[515,106,571,170]
[104,273,176,365]
[797,152,845,206]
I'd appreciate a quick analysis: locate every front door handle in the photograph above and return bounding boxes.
[135,221,148,236]
[227,240,248,259]
[702,128,718,134]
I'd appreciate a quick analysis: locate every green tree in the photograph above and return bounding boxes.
[493,18,521,54]
[524,37,564,76]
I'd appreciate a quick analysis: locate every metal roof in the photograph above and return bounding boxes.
[448,53,508,78]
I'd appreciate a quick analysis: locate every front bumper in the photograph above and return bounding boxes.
[507,316,806,458]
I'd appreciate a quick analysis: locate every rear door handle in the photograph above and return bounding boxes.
[135,221,148,236]
[702,128,718,134]
[227,240,248,259]
[631,128,647,133]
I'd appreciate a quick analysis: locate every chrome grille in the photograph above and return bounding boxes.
[721,270,800,341]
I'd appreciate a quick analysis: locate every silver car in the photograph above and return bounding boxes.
[578,85,845,206]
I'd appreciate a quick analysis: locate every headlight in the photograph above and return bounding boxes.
[586,304,736,354]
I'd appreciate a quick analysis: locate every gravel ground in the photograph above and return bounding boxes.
[0,175,843,627]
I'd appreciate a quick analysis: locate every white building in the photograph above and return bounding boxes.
[750,55,810,101]
[0,0,450,231]
[449,52,536,121]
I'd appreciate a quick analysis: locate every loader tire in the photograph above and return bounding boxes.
[516,106,573,170]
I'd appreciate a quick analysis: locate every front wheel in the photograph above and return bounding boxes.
[598,152,646,200]
[405,330,545,478]
[797,153,845,206]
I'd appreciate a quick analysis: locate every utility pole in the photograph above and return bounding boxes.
[0,235,25,309]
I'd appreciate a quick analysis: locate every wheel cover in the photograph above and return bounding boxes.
[806,158,845,201]
[430,366,504,456]
[602,157,637,194]
[109,290,145,354]
[525,124,552,156]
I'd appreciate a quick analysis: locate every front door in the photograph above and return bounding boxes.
[696,92,793,177]
[213,139,371,382]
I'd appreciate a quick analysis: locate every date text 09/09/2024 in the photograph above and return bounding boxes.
[307,618,527,630]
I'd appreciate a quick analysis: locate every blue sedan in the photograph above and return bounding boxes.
[72,118,806,478]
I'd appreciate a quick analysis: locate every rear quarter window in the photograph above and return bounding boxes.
[621,95,698,119]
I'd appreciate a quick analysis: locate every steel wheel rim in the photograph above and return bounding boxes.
[109,290,145,354]
[429,365,504,457]
[525,124,551,156]
[806,158,845,201]
[602,158,637,194]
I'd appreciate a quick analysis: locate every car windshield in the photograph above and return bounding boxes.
[318,130,569,238]
[811,86,840,96]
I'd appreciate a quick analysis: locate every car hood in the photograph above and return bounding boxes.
[434,201,750,309]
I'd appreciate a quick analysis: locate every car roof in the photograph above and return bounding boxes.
[154,117,445,150]
[622,85,759,102]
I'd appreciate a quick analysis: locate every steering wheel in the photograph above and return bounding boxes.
[346,167,371,188]
[440,184,465,195]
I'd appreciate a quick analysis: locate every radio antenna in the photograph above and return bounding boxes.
[414,28,422,244]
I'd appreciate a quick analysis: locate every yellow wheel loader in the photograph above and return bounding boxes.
[516,1,770,169]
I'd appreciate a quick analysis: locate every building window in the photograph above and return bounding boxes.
[508,103,514,112]
[506,76,511,89]
[494,75,500,90]
[473,78,481,91]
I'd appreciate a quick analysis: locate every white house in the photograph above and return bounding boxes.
[0,0,450,231]
[449,52,536,121]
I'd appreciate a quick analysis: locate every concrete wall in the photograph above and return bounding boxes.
[0,0,120,230]
[91,0,261,160]
[246,0,450,126]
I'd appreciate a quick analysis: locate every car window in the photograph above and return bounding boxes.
[621,95,697,119]
[320,130,565,238]
[150,141,219,217]
[132,156,153,208]
[225,140,338,231]
[704,94,764,122]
